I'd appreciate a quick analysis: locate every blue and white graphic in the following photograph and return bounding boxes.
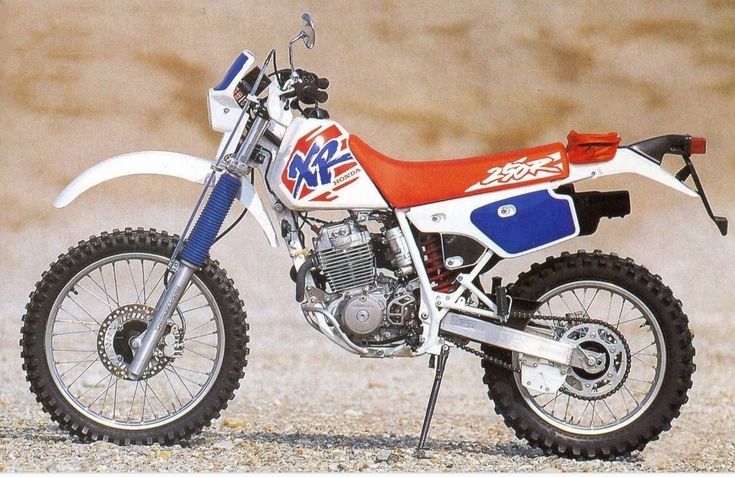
[470,190,579,255]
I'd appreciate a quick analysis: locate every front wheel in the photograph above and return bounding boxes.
[482,251,695,459]
[21,228,249,445]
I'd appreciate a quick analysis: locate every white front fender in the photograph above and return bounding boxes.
[54,151,278,247]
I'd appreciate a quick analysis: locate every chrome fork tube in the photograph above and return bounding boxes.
[128,263,195,378]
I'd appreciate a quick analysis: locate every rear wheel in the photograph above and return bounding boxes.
[482,251,695,459]
[21,228,249,444]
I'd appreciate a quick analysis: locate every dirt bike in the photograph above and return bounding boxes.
[22,13,728,459]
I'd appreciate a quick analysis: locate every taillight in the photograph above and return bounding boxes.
[690,136,707,154]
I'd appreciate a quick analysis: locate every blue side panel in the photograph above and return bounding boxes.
[470,190,577,255]
[213,52,250,91]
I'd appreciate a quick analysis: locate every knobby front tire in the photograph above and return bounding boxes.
[21,228,249,445]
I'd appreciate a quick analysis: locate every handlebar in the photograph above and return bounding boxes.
[277,68,329,105]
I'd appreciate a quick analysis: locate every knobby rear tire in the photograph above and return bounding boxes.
[21,227,249,445]
[481,250,695,459]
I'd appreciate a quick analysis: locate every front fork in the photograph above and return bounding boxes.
[128,173,242,378]
[128,114,268,379]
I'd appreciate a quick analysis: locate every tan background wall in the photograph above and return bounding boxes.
[1,1,732,329]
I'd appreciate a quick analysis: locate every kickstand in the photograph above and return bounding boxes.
[416,344,450,453]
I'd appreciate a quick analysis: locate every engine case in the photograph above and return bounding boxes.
[327,278,418,345]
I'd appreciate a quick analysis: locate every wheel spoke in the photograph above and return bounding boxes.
[52,329,96,336]
[146,379,170,414]
[79,373,114,402]
[185,339,218,349]
[141,260,147,304]
[576,401,591,426]
[128,381,140,420]
[539,392,560,409]
[55,358,97,365]
[184,346,216,361]
[112,262,120,306]
[601,397,617,421]
[58,350,98,378]
[184,330,217,341]
[98,267,117,308]
[617,315,645,326]
[75,282,114,311]
[97,375,115,412]
[143,272,166,306]
[170,365,210,376]
[571,289,588,316]
[623,384,640,406]
[167,366,195,399]
[178,303,212,314]
[112,377,118,420]
[632,355,657,369]
[164,368,184,408]
[58,306,98,333]
[615,297,627,327]
[126,260,141,304]
[141,381,149,421]
[66,295,101,325]
[185,317,215,335]
[178,292,205,306]
[65,359,98,388]
[631,341,656,356]
[558,293,578,314]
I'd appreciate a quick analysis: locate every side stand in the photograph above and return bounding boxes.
[416,344,450,453]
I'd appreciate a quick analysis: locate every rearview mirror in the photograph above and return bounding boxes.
[301,13,315,49]
[288,13,316,71]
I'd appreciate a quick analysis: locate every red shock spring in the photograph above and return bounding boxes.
[420,233,458,293]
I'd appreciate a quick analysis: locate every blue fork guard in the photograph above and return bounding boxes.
[181,173,242,267]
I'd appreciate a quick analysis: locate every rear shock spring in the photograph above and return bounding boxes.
[420,233,458,293]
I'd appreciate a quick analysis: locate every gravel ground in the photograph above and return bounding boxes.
[1,303,733,472]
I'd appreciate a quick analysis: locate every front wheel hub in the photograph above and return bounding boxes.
[97,304,171,380]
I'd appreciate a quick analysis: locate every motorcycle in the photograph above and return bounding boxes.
[21,13,728,459]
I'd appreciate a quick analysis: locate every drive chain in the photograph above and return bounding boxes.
[444,311,632,401]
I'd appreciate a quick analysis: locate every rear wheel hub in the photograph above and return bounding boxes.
[559,321,630,400]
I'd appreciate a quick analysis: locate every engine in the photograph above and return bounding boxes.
[313,220,374,293]
[311,218,421,347]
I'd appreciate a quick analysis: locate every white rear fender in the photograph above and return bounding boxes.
[54,151,278,247]
[566,147,698,197]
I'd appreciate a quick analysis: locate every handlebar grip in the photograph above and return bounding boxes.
[301,84,328,104]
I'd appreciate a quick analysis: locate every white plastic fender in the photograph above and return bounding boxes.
[238,178,279,248]
[566,147,699,198]
[53,151,279,247]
